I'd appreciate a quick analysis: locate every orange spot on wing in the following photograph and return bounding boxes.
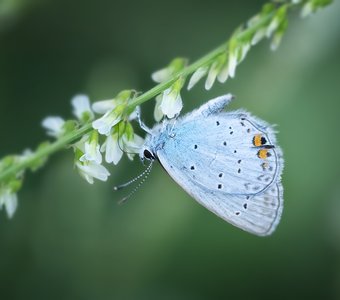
[253,134,262,147]
[258,149,269,159]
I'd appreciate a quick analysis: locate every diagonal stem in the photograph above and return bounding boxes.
[0,2,303,184]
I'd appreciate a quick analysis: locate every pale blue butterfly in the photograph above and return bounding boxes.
[139,94,284,236]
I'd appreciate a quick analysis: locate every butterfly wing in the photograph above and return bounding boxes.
[156,111,284,236]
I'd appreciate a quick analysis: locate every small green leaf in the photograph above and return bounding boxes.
[74,147,84,161]
[276,4,288,22]
[170,58,187,73]
[313,0,333,8]
[8,179,22,193]
[0,155,16,172]
[63,120,77,134]
[261,3,276,15]
[117,90,134,103]
[80,111,93,123]
[124,122,134,140]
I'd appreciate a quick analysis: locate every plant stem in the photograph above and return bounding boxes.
[0,124,91,182]
[0,2,298,184]
[128,8,278,108]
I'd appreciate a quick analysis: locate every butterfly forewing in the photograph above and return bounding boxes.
[159,112,282,195]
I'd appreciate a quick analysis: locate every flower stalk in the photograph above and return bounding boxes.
[0,0,333,217]
[0,123,92,184]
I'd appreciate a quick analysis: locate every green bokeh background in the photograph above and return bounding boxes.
[1,0,340,299]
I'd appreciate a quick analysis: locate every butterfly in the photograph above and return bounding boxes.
[139,94,284,236]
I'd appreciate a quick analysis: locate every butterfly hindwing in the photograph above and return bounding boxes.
[156,111,283,236]
[142,94,284,235]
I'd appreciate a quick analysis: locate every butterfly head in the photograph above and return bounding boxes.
[139,125,163,162]
[139,137,157,163]
[139,120,169,163]
[142,148,155,160]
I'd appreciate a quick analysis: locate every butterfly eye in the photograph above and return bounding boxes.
[143,149,155,160]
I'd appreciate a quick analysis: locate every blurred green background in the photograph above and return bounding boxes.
[1,0,340,299]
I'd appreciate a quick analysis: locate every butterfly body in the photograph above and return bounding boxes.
[140,94,284,236]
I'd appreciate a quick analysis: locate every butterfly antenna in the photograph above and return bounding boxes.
[113,161,153,190]
[114,162,153,205]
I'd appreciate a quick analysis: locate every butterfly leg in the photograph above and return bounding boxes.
[135,106,153,134]
[191,94,235,118]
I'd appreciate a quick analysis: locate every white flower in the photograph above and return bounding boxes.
[151,58,187,83]
[205,61,219,90]
[101,132,123,165]
[271,32,283,51]
[151,67,173,83]
[92,99,116,114]
[92,90,133,115]
[217,62,229,84]
[72,134,89,153]
[42,116,65,137]
[251,28,266,46]
[270,18,287,52]
[227,50,238,78]
[19,149,33,162]
[217,47,240,83]
[123,134,144,161]
[79,131,102,164]
[151,61,186,119]
[153,95,164,122]
[247,14,261,27]
[128,106,140,122]
[266,18,279,38]
[71,94,94,121]
[92,105,124,135]
[75,161,110,184]
[0,189,18,218]
[301,2,313,18]
[160,87,183,119]
[188,66,208,90]
[102,131,144,165]
[239,42,251,62]
[80,140,102,164]
[78,130,109,164]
